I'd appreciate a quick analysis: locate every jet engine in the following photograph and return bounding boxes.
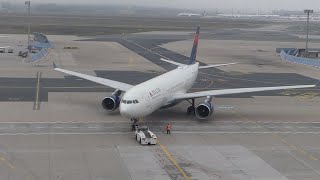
[102,95,120,111]
[102,90,122,111]
[195,96,214,119]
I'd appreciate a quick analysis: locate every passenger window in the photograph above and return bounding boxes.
[133,100,137,104]
[136,100,139,103]
[127,100,132,104]
[123,100,127,104]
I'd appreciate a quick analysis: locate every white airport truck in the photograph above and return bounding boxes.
[133,125,157,145]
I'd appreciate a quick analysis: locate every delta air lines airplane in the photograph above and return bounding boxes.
[54,26,316,122]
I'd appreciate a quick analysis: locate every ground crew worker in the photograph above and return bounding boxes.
[166,123,171,134]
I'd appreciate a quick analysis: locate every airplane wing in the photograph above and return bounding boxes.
[173,85,316,100]
[0,46,10,48]
[53,62,133,91]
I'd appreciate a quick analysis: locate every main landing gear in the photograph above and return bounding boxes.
[131,118,140,131]
[187,99,195,115]
[131,118,139,124]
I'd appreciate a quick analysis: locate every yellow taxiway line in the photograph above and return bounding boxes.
[34,72,41,110]
[157,140,190,180]
[0,154,15,169]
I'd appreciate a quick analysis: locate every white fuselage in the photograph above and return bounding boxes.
[120,63,199,119]
[178,13,204,17]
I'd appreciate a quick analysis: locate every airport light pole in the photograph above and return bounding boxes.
[25,1,31,48]
[304,9,313,58]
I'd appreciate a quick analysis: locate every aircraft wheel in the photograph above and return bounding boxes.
[187,106,195,115]
[131,118,139,124]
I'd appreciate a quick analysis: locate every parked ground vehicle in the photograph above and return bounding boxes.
[21,51,28,58]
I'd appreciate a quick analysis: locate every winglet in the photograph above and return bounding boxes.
[53,61,57,69]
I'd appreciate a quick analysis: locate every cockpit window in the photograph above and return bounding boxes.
[121,99,139,104]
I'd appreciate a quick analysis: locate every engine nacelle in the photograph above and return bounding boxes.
[102,95,120,111]
[195,102,214,119]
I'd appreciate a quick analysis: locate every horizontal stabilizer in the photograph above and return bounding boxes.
[160,58,185,67]
[199,63,237,69]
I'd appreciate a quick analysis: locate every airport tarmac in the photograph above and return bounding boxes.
[0,24,320,180]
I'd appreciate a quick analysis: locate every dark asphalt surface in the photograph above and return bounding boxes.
[1,31,319,104]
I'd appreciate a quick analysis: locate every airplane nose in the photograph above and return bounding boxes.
[120,104,143,119]
[119,104,131,118]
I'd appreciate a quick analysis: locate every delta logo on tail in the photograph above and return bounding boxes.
[189,26,200,65]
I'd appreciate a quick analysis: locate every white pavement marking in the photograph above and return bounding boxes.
[0,120,319,124]
[0,132,131,136]
[169,145,289,180]
[0,131,319,136]
[0,121,129,124]
[54,126,64,129]
[35,126,46,129]
[87,126,99,129]
[172,131,320,134]
[123,38,171,60]
[216,146,289,180]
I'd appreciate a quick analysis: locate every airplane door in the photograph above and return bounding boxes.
[145,94,153,111]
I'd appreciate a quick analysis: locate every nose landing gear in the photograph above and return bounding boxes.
[131,118,139,124]
[187,99,195,115]
[131,118,140,131]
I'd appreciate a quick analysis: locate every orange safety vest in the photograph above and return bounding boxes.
[166,124,171,130]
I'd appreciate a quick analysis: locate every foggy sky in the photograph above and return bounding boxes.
[7,0,320,10]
